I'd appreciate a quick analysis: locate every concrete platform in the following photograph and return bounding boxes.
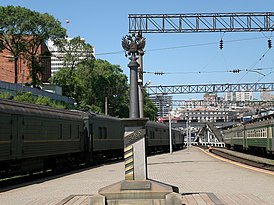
[1,147,274,205]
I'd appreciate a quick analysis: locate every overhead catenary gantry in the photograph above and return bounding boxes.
[129,12,274,33]
[171,99,274,107]
[127,12,274,98]
[146,82,274,96]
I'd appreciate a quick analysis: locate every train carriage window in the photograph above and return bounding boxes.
[98,127,107,139]
[63,124,70,139]
[99,127,103,139]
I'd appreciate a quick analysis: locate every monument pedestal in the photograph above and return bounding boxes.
[90,118,181,204]
[90,179,181,205]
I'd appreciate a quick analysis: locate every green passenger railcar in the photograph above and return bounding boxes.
[0,99,86,173]
[222,114,274,155]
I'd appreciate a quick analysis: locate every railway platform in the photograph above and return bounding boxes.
[1,147,274,205]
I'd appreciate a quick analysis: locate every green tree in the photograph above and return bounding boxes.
[143,92,158,121]
[54,36,94,70]
[0,6,66,85]
[49,67,84,103]
[0,6,30,83]
[24,11,66,87]
[50,57,157,119]
[77,59,129,117]
[49,37,94,104]
[50,58,129,117]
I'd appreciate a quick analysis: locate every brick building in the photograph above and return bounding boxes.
[0,41,51,84]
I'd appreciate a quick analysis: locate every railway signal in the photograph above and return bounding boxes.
[219,39,224,50]
[268,39,272,49]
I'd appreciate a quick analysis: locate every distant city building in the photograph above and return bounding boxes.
[224,92,234,101]
[48,38,95,75]
[260,89,272,101]
[224,91,253,101]
[203,93,218,106]
[203,93,217,101]
[177,107,234,123]
[149,94,173,117]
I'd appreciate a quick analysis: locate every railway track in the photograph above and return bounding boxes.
[209,147,274,172]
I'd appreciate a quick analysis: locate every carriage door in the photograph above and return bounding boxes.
[89,123,93,152]
[11,115,23,159]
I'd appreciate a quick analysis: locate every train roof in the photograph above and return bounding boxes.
[244,113,274,124]
[146,121,169,128]
[220,113,274,130]
[0,99,85,120]
[92,113,122,121]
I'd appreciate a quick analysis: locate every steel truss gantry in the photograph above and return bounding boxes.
[171,99,274,107]
[146,82,274,96]
[129,12,274,33]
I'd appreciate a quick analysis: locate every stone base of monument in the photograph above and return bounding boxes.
[90,179,181,205]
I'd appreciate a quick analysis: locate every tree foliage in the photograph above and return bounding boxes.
[50,56,157,119]
[143,92,158,121]
[79,59,129,117]
[0,5,66,85]
[0,6,158,120]
[49,66,84,103]
[53,36,94,70]
[49,57,129,117]
[1,91,67,109]
[0,6,30,83]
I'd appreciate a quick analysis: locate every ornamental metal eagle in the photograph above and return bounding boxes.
[122,33,145,57]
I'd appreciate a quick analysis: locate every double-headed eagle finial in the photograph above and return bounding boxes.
[122,32,145,58]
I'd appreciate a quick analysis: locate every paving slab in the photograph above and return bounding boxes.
[1,147,274,205]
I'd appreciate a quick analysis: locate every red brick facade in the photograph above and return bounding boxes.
[0,41,51,84]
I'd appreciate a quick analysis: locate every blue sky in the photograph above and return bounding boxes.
[2,0,274,100]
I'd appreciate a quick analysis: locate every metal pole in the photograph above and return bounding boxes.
[129,59,140,118]
[105,96,108,115]
[138,81,143,118]
[169,109,172,154]
[186,117,189,150]
[188,120,191,147]
[122,33,145,119]
[207,126,210,143]
[138,51,144,118]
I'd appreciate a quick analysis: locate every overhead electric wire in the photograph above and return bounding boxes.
[236,48,271,83]
[95,36,266,56]
[143,67,274,75]
[96,50,124,56]
[255,70,274,83]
